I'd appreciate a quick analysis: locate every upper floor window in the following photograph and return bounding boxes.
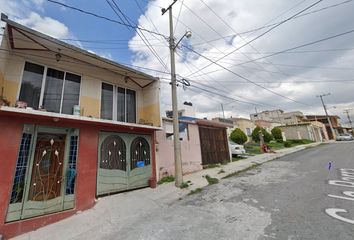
[100,82,136,123]
[19,62,81,114]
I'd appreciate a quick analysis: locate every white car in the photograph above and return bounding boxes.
[336,134,354,141]
[229,141,246,156]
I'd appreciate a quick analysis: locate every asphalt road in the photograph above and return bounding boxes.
[41,142,353,240]
[99,142,354,240]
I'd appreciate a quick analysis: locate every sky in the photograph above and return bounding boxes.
[1,0,354,125]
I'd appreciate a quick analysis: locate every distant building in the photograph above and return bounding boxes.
[255,120,280,133]
[305,115,340,139]
[278,121,328,142]
[230,118,256,140]
[250,109,304,125]
[166,101,196,118]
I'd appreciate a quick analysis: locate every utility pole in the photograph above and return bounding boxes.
[343,108,354,134]
[221,103,225,119]
[162,0,191,187]
[317,93,336,139]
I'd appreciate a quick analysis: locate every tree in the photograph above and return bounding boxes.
[271,127,282,140]
[230,128,248,145]
[252,126,273,143]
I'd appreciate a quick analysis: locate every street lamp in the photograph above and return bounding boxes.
[162,1,192,187]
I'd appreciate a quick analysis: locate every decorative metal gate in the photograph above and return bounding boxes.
[96,132,152,196]
[6,125,79,222]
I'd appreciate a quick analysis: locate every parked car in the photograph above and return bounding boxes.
[229,140,246,156]
[336,134,354,141]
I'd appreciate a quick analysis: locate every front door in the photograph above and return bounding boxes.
[6,125,79,222]
[22,133,66,218]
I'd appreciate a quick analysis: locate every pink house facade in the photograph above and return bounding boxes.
[156,118,203,179]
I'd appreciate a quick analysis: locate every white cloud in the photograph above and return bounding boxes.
[129,0,354,122]
[16,12,69,38]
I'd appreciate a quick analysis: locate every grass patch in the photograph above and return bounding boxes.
[222,163,261,179]
[244,142,262,155]
[218,169,225,174]
[268,141,286,150]
[205,175,219,185]
[221,160,230,165]
[232,156,247,162]
[188,188,203,195]
[203,163,221,169]
[180,182,189,189]
[157,175,175,184]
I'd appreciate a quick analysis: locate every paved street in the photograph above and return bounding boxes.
[14,142,354,240]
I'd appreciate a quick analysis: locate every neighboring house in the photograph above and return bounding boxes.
[211,117,234,135]
[278,122,327,142]
[229,117,256,141]
[305,115,340,139]
[254,119,279,132]
[250,109,304,125]
[156,118,203,179]
[251,109,283,122]
[157,117,230,179]
[0,15,161,238]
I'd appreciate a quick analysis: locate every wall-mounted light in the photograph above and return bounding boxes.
[55,53,62,62]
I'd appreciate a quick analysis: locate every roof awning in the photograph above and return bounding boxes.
[1,14,158,88]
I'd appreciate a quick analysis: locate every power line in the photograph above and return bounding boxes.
[197,0,294,89]
[182,45,311,106]
[190,0,353,47]
[190,28,354,78]
[223,29,354,68]
[178,0,292,95]
[47,0,167,38]
[174,0,184,33]
[185,0,324,78]
[106,0,170,72]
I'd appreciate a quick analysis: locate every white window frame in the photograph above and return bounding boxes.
[18,61,82,114]
[100,81,137,123]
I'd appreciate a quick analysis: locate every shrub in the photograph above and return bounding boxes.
[271,127,282,140]
[284,141,292,148]
[230,128,248,145]
[252,126,273,143]
[276,139,283,143]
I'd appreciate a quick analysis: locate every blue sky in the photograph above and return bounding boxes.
[44,0,150,63]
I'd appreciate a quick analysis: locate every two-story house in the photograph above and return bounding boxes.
[0,15,161,238]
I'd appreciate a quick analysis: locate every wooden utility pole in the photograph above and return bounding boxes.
[343,108,354,134]
[317,93,336,139]
[259,130,265,152]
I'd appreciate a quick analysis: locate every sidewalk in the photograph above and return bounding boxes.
[12,141,323,240]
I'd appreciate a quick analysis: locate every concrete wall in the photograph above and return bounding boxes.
[0,46,161,126]
[279,125,311,140]
[156,123,202,179]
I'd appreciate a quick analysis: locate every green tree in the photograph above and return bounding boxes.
[230,128,248,145]
[271,127,282,140]
[252,126,273,143]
